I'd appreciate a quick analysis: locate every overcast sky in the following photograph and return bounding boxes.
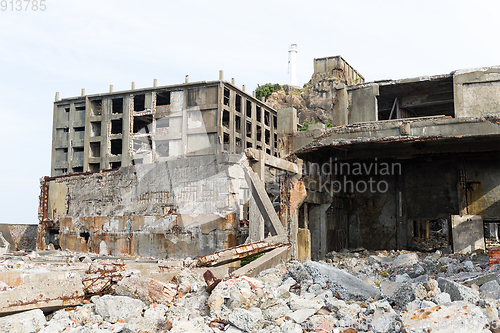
[1,0,499,224]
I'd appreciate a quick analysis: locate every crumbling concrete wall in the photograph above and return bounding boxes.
[0,224,37,251]
[40,154,247,258]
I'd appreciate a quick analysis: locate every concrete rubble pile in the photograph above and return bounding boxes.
[1,249,500,332]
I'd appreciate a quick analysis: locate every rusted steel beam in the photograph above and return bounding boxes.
[196,236,287,267]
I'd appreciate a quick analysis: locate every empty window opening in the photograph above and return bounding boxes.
[256,106,262,122]
[79,231,90,243]
[63,128,69,133]
[90,142,100,158]
[157,141,169,157]
[235,137,242,153]
[273,115,277,130]
[256,125,262,141]
[265,111,270,126]
[223,133,230,150]
[265,129,270,145]
[56,168,68,175]
[65,107,70,113]
[266,148,271,155]
[246,101,252,118]
[256,145,262,150]
[90,100,102,116]
[223,88,230,107]
[274,133,278,149]
[111,119,123,134]
[72,167,83,173]
[133,115,153,133]
[111,139,122,155]
[73,147,84,152]
[235,115,241,133]
[246,142,252,148]
[222,110,230,128]
[246,121,252,138]
[74,127,85,132]
[156,91,171,106]
[89,163,100,172]
[235,94,242,112]
[75,106,86,112]
[112,98,123,114]
[134,94,146,111]
[91,122,101,137]
[110,162,121,169]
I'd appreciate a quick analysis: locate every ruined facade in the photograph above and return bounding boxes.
[291,66,500,258]
[51,78,278,176]
[40,60,500,262]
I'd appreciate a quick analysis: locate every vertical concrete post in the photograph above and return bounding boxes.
[55,92,60,101]
[334,83,348,126]
[122,96,132,166]
[219,70,224,81]
[109,85,113,93]
[81,89,85,96]
[277,107,298,156]
[249,150,265,242]
[153,79,157,88]
[185,75,189,84]
[231,78,235,85]
[242,85,246,92]
[131,82,135,90]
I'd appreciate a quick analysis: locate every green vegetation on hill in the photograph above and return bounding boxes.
[255,83,282,100]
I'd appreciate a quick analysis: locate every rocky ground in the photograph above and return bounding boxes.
[1,249,500,332]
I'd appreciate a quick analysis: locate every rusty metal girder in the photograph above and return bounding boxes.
[196,236,287,267]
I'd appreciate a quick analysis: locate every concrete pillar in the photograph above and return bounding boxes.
[153,79,157,88]
[185,75,189,84]
[277,107,298,156]
[249,150,265,242]
[131,82,135,90]
[219,70,224,81]
[81,89,85,96]
[334,83,348,126]
[109,85,113,93]
[309,204,330,260]
[231,78,235,85]
[55,92,60,101]
[242,85,246,92]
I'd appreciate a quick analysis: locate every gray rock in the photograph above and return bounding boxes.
[390,283,416,309]
[380,281,401,298]
[437,277,480,303]
[285,261,312,282]
[405,264,425,278]
[0,309,46,333]
[370,309,399,333]
[479,279,500,300]
[94,295,145,323]
[228,307,264,332]
[263,303,291,321]
[303,261,380,301]
[433,292,451,305]
[392,253,419,268]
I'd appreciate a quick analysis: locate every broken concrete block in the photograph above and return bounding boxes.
[479,279,500,300]
[0,277,84,315]
[380,281,401,298]
[286,308,317,323]
[115,276,177,306]
[0,309,46,332]
[433,292,451,305]
[93,295,145,323]
[228,307,264,332]
[392,252,419,268]
[400,302,489,333]
[390,283,416,309]
[262,303,291,321]
[370,308,398,333]
[303,261,380,301]
[288,293,323,311]
[437,277,480,303]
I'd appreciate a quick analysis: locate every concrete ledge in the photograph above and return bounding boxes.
[231,245,291,278]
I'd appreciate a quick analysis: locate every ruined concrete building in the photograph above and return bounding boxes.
[39,58,500,266]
